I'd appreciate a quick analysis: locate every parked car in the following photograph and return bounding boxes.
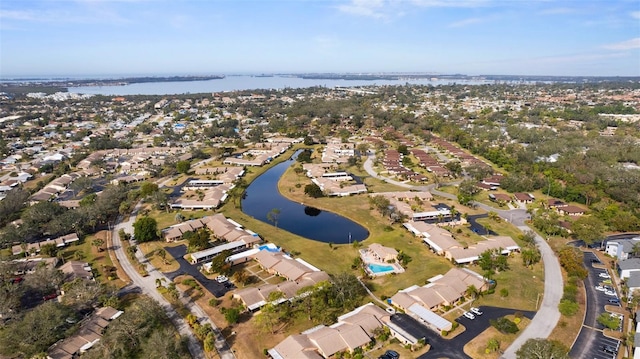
[216,275,228,283]
[591,258,601,264]
[599,272,611,279]
[384,350,400,359]
[602,345,617,354]
[378,355,391,359]
[595,285,606,291]
[463,311,475,319]
[604,289,617,296]
[470,307,483,316]
[609,298,620,304]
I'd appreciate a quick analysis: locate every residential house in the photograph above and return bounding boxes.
[618,258,640,280]
[233,269,329,311]
[268,303,391,359]
[47,307,123,359]
[606,237,640,260]
[404,221,519,264]
[513,193,534,204]
[389,268,487,332]
[558,205,586,217]
[59,261,93,281]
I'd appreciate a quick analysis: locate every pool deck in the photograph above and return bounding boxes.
[359,249,405,277]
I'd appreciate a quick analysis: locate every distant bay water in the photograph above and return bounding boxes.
[67,75,493,96]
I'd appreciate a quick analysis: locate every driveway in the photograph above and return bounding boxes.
[385,306,536,359]
[467,214,497,236]
[164,244,234,298]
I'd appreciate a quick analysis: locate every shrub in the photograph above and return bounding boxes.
[558,299,579,316]
[514,311,524,318]
[490,317,519,334]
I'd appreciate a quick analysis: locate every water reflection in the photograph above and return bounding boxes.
[241,150,369,244]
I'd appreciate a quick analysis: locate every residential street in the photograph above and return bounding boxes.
[111,204,236,359]
[363,155,563,358]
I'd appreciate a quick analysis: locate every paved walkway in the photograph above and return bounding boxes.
[362,155,563,358]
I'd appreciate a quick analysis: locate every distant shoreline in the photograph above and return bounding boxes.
[0,75,225,86]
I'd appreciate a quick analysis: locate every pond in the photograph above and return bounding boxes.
[241,151,369,244]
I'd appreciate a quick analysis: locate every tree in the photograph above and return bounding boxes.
[444,161,463,177]
[571,216,605,245]
[140,327,190,359]
[516,338,569,359]
[597,312,621,330]
[458,179,480,205]
[304,183,324,198]
[0,301,74,358]
[92,238,105,252]
[224,307,240,325]
[25,263,63,296]
[267,208,281,228]
[557,246,588,279]
[187,229,210,252]
[521,247,542,267]
[233,269,250,286]
[149,190,169,212]
[176,160,191,174]
[466,285,479,300]
[40,243,58,257]
[157,248,169,265]
[59,278,104,310]
[139,182,159,197]
[296,149,313,163]
[208,249,232,274]
[329,273,366,310]
[490,317,518,334]
[133,217,159,242]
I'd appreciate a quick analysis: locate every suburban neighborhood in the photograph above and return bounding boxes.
[0,79,639,359]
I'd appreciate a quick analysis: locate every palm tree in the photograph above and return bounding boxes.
[466,285,479,300]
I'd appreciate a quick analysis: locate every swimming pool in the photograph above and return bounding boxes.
[258,244,280,252]
[368,263,395,274]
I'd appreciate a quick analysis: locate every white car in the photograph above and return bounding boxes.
[604,289,617,296]
[216,275,228,283]
[463,311,475,319]
[599,273,611,279]
[595,285,606,291]
[470,307,483,316]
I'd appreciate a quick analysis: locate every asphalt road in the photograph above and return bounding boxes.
[570,251,621,359]
[112,203,236,359]
[363,155,563,358]
[165,244,234,298]
[385,306,535,359]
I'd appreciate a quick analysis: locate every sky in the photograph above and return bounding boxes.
[1,0,639,77]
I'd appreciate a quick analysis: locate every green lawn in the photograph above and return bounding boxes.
[220,164,457,297]
[58,232,127,287]
[151,209,212,230]
[473,257,544,311]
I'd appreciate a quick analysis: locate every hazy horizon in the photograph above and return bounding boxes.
[1,0,639,78]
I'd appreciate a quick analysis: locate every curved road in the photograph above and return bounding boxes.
[112,203,236,359]
[363,155,563,358]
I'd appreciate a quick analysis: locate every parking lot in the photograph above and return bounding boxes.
[570,251,621,359]
[164,244,235,298]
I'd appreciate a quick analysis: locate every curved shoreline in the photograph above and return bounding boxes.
[275,164,375,241]
[240,150,368,244]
